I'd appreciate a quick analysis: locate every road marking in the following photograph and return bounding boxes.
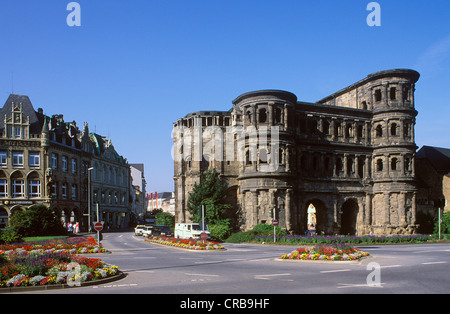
[320,269,352,274]
[135,270,155,273]
[185,273,220,277]
[380,265,402,268]
[255,273,291,280]
[337,283,384,289]
[94,283,138,289]
[421,261,447,265]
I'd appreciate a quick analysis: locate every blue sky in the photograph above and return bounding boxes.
[0,0,449,192]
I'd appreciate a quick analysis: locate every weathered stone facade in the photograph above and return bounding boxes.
[173,69,420,235]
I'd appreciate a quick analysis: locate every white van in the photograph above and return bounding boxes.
[175,223,210,240]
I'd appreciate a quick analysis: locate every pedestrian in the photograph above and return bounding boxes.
[68,222,73,233]
[74,222,79,234]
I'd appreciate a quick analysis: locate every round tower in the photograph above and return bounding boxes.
[231,90,297,231]
[367,69,420,234]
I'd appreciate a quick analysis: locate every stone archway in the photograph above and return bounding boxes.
[341,199,359,235]
[301,199,328,235]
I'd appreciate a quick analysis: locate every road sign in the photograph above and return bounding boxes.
[272,219,278,226]
[200,232,208,241]
[94,222,103,232]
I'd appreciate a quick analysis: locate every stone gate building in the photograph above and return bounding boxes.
[173,69,420,235]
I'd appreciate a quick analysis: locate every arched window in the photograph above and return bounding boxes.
[374,89,382,102]
[258,108,267,123]
[376,125,383,137]
[390,87,396,100]
[274,107,282,124]
[390,123,398,136]
[376,159,383,172]
[391,158,398,171]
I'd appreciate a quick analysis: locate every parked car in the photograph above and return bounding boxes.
[134,225,146,236]
[155,225,173,237]
[141,226,158,237]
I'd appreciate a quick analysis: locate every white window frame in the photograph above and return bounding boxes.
[52,153,58,170]
[29,152,40,167]
[71,184,77,200]
[71,158,77,174]
[62,156,68,172]
[51,182,57,198]
[0,179,7,197]
[12,180,24,198]
[12,152,24,167]
[0,152,7,166]
[62,183,67,200]
[29,180,41,198]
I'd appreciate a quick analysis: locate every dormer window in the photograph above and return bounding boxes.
[14,127,21,139]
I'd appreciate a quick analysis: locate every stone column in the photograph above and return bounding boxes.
[384,192,390,226]
[252,191,258,227]
[285,189,293,232]
[399,192,406,226]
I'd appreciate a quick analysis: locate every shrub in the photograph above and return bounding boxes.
[252,223,288,236]
[8,204,66,237]
[434,211,450,234]
[225,230,257,243]
[225,223,288,243]
[0,226,23,244]
[209,220,232,242]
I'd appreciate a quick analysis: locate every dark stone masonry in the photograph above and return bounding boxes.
[173,69,420,235]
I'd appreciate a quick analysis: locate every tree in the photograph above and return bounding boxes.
[186,169,232,241]
[8,204,66,237]
[155,210,175,228]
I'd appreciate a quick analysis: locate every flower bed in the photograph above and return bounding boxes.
[280,244,370,261]
[146,235,226,250]
[257,234,430,245]
[0,251,119,288]
[0,237,119,289]
[0,237,108,255]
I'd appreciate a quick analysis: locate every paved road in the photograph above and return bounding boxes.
[27,231,450,295]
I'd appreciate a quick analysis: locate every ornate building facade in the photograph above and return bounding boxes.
[0,94,131,231]
[173,69,420,235]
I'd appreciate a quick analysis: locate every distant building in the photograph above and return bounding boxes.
[147,191,175,215]
[416,145,450,232]
[0,94,131,231]
[130,163,147,220]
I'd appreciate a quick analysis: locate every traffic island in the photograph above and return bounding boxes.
[0,237,122,292]
[280,244,370,261]
[145,236,226,250]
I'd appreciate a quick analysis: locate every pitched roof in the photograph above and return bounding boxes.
[416,145,450,174]
[0,94,44,135]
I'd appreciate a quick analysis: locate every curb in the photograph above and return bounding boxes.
[0,271,126,294]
